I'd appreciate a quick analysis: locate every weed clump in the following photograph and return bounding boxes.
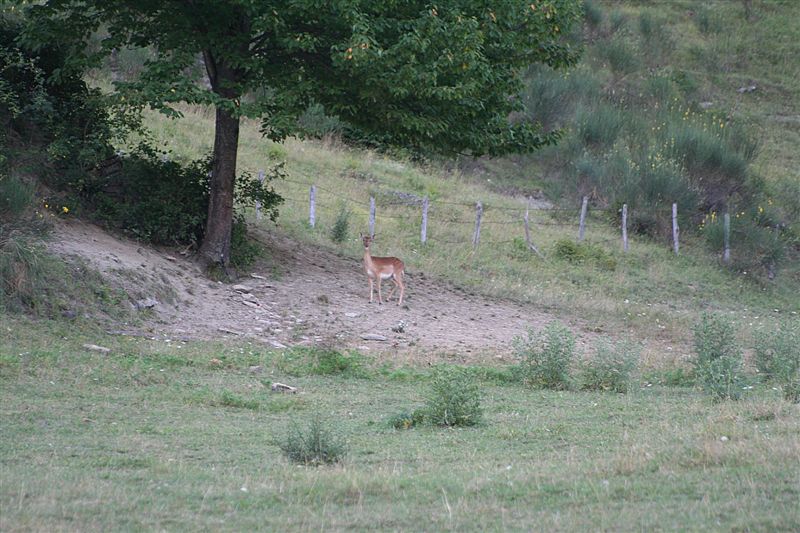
[753,320,800,403]
[279,417,347,465]
[514,321,576,390]
[553,239,616,270]
[330,205,351,244]
[579,338,639,393]
[692,313,746,401]
[424,367,483,427]
[388,409,426,430]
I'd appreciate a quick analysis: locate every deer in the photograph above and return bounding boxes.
[361,233,405,306]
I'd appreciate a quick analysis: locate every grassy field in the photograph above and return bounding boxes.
[2,316,799,531]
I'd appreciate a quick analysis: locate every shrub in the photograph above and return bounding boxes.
[692,313,746,401]
[579,338,639,393]
[424,367,483,427]
[388,409,426,430]
[0,175,35,219]
[279,417,347,465]
[553,239,616,271]
[753,320,800,384]
[330,205,351,244]
[583,0,603,28]
[577,103,624,149]
[92,144,210,245]
[601,39,639,76]
[278,347,368,378]
[230,214,262,270]
[514,321,576,390]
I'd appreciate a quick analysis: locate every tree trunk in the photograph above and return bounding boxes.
[198,105,240,271]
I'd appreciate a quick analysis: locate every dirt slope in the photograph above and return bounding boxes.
[49,219,583,362]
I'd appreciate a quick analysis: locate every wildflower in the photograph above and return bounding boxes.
[62,206,69,214]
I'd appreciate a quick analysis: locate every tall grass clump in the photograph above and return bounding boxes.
[279,417,347,465]
[692,313,746,401]
[514,321,576,390]
[601,38,639,76]
[579,338,640,393]
[577,103,625,149]
[424,366,483,427]
[583,0,603,29]
[753,320,800,402]
[330,205,351,244]
[0,175,35,218]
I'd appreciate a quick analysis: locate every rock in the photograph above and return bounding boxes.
[391,320,407,333]
[737,84,757,94]
[269,340,287,349]
[82,344,111,354]
[61,309,77,320]
[241,293,259,304]
[241,300,260,308]
[345,312,361,318]
[210,358,223,366]
[232,284,251,293]
[135,297,158,310]
[218,327,245,335]
[271,382,297,394]
[250,274,267,280]
[248,365,263,374]
[699,101,714,109]
[361,333,388,341]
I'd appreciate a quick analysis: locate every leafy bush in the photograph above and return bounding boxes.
[0,174,35,219]
[579,338,639,393]
[296,103,343,139]
[424,366,483,427]
[93,145,210,245]
[330,205,351,244]
[753,320,800,392]
[577,103,625,149]
[553,239,616,270]
[230,214,262,270]
[692,313,746,401]
[514,321,576,390]
[279,417,347,465]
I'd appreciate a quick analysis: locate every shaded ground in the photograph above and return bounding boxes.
[49,219,587,361]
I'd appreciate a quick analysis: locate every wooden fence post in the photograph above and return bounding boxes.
[472,201,483,250]
[723,211,731,263]
[523,197,544,258]
[421,196,429,244]
[578,196,588,241]
[369,196,376,236]
[309,185,316,228]
[622,203,629,252]
[672,203,679,255]
[255,169,265,221]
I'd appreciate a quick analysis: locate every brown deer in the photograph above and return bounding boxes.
[361,233,405,305]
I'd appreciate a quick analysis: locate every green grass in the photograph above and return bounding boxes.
[2,317,799,531]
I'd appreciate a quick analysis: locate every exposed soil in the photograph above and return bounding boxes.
[49,219,593,362]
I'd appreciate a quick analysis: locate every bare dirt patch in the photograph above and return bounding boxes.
[49,219,588,361]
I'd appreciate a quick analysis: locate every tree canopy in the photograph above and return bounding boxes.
[22,0,582,269]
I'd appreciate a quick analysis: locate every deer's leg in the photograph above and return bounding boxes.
[385,276,397,301]
[368,277,374,303]
[377,277,383,304]
[396,272,405,306]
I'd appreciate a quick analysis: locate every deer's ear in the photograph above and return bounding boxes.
[359,232,364,238]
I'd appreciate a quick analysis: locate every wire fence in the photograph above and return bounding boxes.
[256,169,738,259]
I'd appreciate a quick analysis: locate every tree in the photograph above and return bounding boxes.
[22,0,582,270]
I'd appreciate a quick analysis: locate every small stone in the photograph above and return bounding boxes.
[249,365,263,374]
[361,333,388,341]
[242,300,260,308]
[135,297,158,310]
[271,382,297,394]
[345,312,361,318]
[82,344,111,354]
[250,274,267,280]
[232,284,250,293]
[720,436,729,442]
[269,340,287,349]
[210,358,223,366]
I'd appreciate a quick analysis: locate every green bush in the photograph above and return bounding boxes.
[692,313,746,401]
[753,320,800,384]
[424,366,483,427]
[230,214,262,270]
[278,347,368,378]
[601,39,639,76]
[0,174,35,219]
[330,205,351,244]
[93,144,210,245]
[553,239,616,270]
[514,321,576,390]
[579,338,639,393]
[577,103,625,149]
[583,0,603,28]
[279,417,347,465]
